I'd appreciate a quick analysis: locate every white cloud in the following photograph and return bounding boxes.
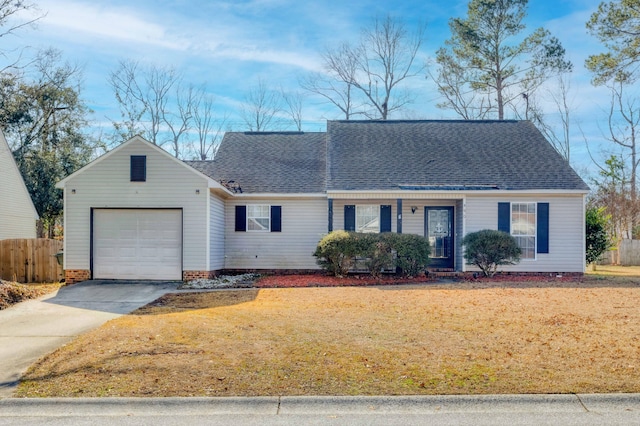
[37,0,187,50]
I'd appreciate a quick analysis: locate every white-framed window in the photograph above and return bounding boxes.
[247,204,270,231]
[511,202,536,259]
[356,205,379,233]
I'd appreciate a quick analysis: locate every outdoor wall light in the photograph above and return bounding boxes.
[195,189,200,194]
[71,189,76,194]
[411,206,417,214]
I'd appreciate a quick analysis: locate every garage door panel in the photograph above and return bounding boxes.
[93,209,182,280]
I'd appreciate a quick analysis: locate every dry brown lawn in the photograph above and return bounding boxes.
[16,275,640,397]
[0,281,62,310]
[586,265,640,276]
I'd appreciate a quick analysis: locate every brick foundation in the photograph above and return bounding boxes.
[182,270,221,281]
[64,269,91,285]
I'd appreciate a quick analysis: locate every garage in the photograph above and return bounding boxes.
[92,209,183,280]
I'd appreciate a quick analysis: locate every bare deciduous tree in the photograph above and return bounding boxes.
[508,74,573,162]
[240,78,282,131]
[108,60,178,147]
[607,81,640,221]
[536,75,573,162]
[281,88,304,131]
[304,15,425,120]
[191,86,226,160]
[164,82,195,158]
[0,1,42,72]
[300,71,360,120]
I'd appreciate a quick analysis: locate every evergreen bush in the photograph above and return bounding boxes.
[463,229,521,277]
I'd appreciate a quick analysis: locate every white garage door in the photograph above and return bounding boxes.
[93,209,182,280]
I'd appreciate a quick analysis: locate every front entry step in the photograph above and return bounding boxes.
[427,268,462,278]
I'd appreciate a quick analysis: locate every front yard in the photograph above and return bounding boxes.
[15,273,640,397]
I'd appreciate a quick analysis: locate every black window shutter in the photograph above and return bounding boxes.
[537,202,549,253]
[130,155,146,182]
[344,205,355,231]
[235,206,246,232]
[380,205,392,232]
[271,206,282,232]
[498,202,511,233]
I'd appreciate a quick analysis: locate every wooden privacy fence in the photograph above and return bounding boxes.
[0,239,63,283]
[597,239,640,266]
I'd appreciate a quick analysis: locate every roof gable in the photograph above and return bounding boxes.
[56,136,229,193]
[326,120,589,191]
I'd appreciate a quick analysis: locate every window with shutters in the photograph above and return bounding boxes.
[511,202,536,259]
[130,155,146,182]
[247,204,270,231]
[356,205,379,233]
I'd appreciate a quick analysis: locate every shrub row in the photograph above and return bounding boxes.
[313,231,431,278]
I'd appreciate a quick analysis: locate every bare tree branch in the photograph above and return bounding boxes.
[240,78,282,131]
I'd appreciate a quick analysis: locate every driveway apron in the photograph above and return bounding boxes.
[0,280,179,397]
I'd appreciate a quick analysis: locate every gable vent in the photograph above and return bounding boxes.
[130,155,146,182]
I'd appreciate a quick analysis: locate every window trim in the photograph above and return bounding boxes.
[246,204,271,232]
[511,202,537,260]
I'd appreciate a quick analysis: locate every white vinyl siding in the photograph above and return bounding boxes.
[0,132,37,239]
[62,139,210,272]
[465,195,585,273]
[209,192,225,271]
[225,198,326,269]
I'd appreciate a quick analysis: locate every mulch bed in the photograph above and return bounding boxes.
[252,272,581,288]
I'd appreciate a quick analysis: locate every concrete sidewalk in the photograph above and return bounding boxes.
[0,280,179,397]
[0,394,639,425]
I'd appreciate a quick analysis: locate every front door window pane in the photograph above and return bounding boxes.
[428,209,450,259]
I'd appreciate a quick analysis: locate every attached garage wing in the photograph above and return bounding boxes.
[93,209,182,280]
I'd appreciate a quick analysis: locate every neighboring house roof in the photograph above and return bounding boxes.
[188,132,327,194]
[0,128,38,220]
[326,120,589,191]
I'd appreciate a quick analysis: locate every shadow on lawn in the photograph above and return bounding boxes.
[133,289,260,315]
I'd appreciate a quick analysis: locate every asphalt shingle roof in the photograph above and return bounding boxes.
[187,132,326,194]
[326,120,589,191]
[187,120,589,194]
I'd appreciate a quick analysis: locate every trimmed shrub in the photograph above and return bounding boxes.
[462,229,521,277]
[384,233,432,277]
[314,232,431,278]
[313,231,359,276]
[365,234,395,278]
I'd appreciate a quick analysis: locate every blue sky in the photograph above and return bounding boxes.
[4,0,618,176]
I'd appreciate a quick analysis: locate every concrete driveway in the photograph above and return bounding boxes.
[0,280,179,397]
